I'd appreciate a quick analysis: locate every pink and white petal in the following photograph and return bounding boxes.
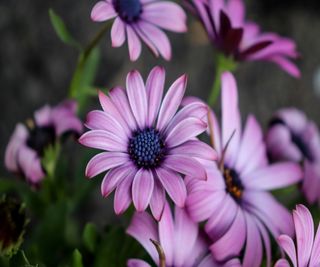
[54,116,83,136]
[114,173,134,214]
[111,17,126,47]
[145,66,165,127]
[163,155,207,180]
[205,194,238,241]
[17,146,45,184]
[133,24,159,57]
[242,212,263,267]
[164,102,208,135]
[221,72,241,167]
[85,110,127,140]
[155,167,187,207]
[127,259,152,267]
[198,254,219,267]
[150,178,165,221]
[254,218,272,267]
[78,130,127,152]
[157,74,187,131]
[169,140,218,161]
[91,1,117,22]
[126,26,142,61]
[137,21,171,60]
[277,235,297,267]
[173,207,198,267]
[235,115,264,173]
[277,108,308,135]
[274,259,291,267]
[243,162,302,190]
[126,70,148,129]
[141,2,187,32]
[132,169,154,211]
[240,143,267,177]
[158,202,174,266]
[108,86,137,131]
[5,124,28,172]
[310,222,320,266]
[165,117,207,148]
[101,162,135,197]
[34,105,52,126]
[226,0,245,27]
[210,208,246,261]
[208,109,222,156]
[294,205,314,267]
[98,90,131,135]
[268,56,300,78]
[127,211,159,262]
[85,151,128,178]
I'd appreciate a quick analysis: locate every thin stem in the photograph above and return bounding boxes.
[150,239,166,267]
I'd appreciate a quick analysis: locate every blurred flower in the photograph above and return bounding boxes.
[5,100,83,184]
[0,196,28,257]
[91,0,187,61]
[188,0,300,77]
[185,72,303,266]
[127,202,240,267]
[79,66,217,219]
[266,108,320,205]
[274,205,320,267]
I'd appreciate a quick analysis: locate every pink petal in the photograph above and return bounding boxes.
[157,74,187,131]
[126,26,142,61]
[244,162,302,190]
[126,211,159,262]
[5,123,28,172]
[221,72,241,167]
[254,217,272,267]
[155,167,187,207]
[277,235,297,267]
[85,152,128,178]
[173,206,198,267]
[269,56,300,78]
[158,203,174,266]
[163,154,207,180]
[78,130,127,152]
[208,110,222,156]
[165,117,207,148]
[127,259,151,267]
[132,169,154,211]
[114,173,134,214]
[133,24,159,58]
[146,66,165,127]
[91,1,117,22]
[126,70,148,129]
[226,0,245,27]
[34,105,52,126]
[210,209,246,261]
[150,178,165,221]
[274,259,291,267]
[277,108,307,135]
[111,17,126,47]
[310,222,320,266]
[142,2,187,32]
[169,140,218,161]
[101,162,135,197]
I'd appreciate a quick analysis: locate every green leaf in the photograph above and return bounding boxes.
[82,223,97,253]
[71,249,83,267]
[49,9,81,50]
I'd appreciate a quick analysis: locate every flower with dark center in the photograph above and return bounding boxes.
[5,100,83,184]
[79,66,217,220]
[185,72,302,267]
[187,0,300,77]
[0,196,28,257]
[266,108,320,205]
[90,0,187,61]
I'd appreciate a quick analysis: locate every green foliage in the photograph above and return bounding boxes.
[71,250,83,267]
[82,223,97,253]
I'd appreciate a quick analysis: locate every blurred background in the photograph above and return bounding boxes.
[1,0,320,223]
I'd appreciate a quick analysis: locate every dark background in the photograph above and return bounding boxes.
[1,0,320,223]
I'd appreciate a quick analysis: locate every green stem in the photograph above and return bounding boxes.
[208,54,238,107]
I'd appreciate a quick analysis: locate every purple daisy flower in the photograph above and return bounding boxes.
[266,108,320,205]
[79,66,216,219]
[188,0,300,77]
[275,205,320,267]
[91,0,187,61]
[5,100,83,184]
[127,202,241,267]
[185,72,303,267]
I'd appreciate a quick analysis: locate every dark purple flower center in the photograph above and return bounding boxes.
[26,126,55,156]
[270,118,314,162]
[223,167,244,201]
[113,0,142,23]
[128,128,165,169]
